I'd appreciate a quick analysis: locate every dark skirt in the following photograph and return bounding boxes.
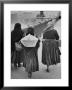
[11,51,16,63]
[42,40,60,66]
[11,48,23,64]
[20,46,39,73]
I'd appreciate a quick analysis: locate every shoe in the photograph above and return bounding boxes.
[14,64,17,68]
[18,64,21,67]
[46,69,49,72]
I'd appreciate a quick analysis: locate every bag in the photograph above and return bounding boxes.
[15,42,22,51]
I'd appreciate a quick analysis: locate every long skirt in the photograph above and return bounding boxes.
[11,50,23,67]
[11,42,23,66]
[11,51,16,63]
[42,40,60,66]
[21,46,39,73]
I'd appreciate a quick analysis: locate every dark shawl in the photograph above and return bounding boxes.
[43,29,59,40]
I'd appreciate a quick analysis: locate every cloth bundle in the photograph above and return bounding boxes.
[20,34,38,47]
[15,42,22,51]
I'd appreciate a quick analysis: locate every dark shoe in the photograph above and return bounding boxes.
[55,62,57,65]
[18,64,21,67]
[14,64,17,69]
[14,63,17,67]
[46,69,49,72]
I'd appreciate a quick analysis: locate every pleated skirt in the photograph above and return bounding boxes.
[42,40,60,66]
[21,47,39,73]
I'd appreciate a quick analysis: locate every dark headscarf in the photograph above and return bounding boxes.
[26,27,34,36]
[14,23,21,31]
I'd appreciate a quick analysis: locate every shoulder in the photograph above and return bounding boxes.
[43,30,49,35]
[53,29,57,32]
[11,30,14,36]
[20,30,24,35]
[11,30,14,33]
[50,29,58,34]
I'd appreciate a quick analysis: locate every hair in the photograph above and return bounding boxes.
[14,23,21,30]
[26,27,34,35]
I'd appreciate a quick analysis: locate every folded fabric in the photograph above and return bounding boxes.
[15,42,22,51]
[20,34,38,47]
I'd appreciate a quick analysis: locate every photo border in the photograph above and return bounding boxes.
[0,0,71,89]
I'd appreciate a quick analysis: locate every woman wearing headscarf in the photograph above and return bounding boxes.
[20,27,40,78]
[11,23,24,67]
[42,26,61,72]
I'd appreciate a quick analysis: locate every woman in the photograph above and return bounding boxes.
[42,26,61,72]
[20,27,40,78]
[11,23,24,67]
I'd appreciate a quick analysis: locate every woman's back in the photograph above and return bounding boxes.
[43,29,59,40]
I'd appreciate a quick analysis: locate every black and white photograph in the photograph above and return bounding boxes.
[11,11,61,79]
[4,4,69,86]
